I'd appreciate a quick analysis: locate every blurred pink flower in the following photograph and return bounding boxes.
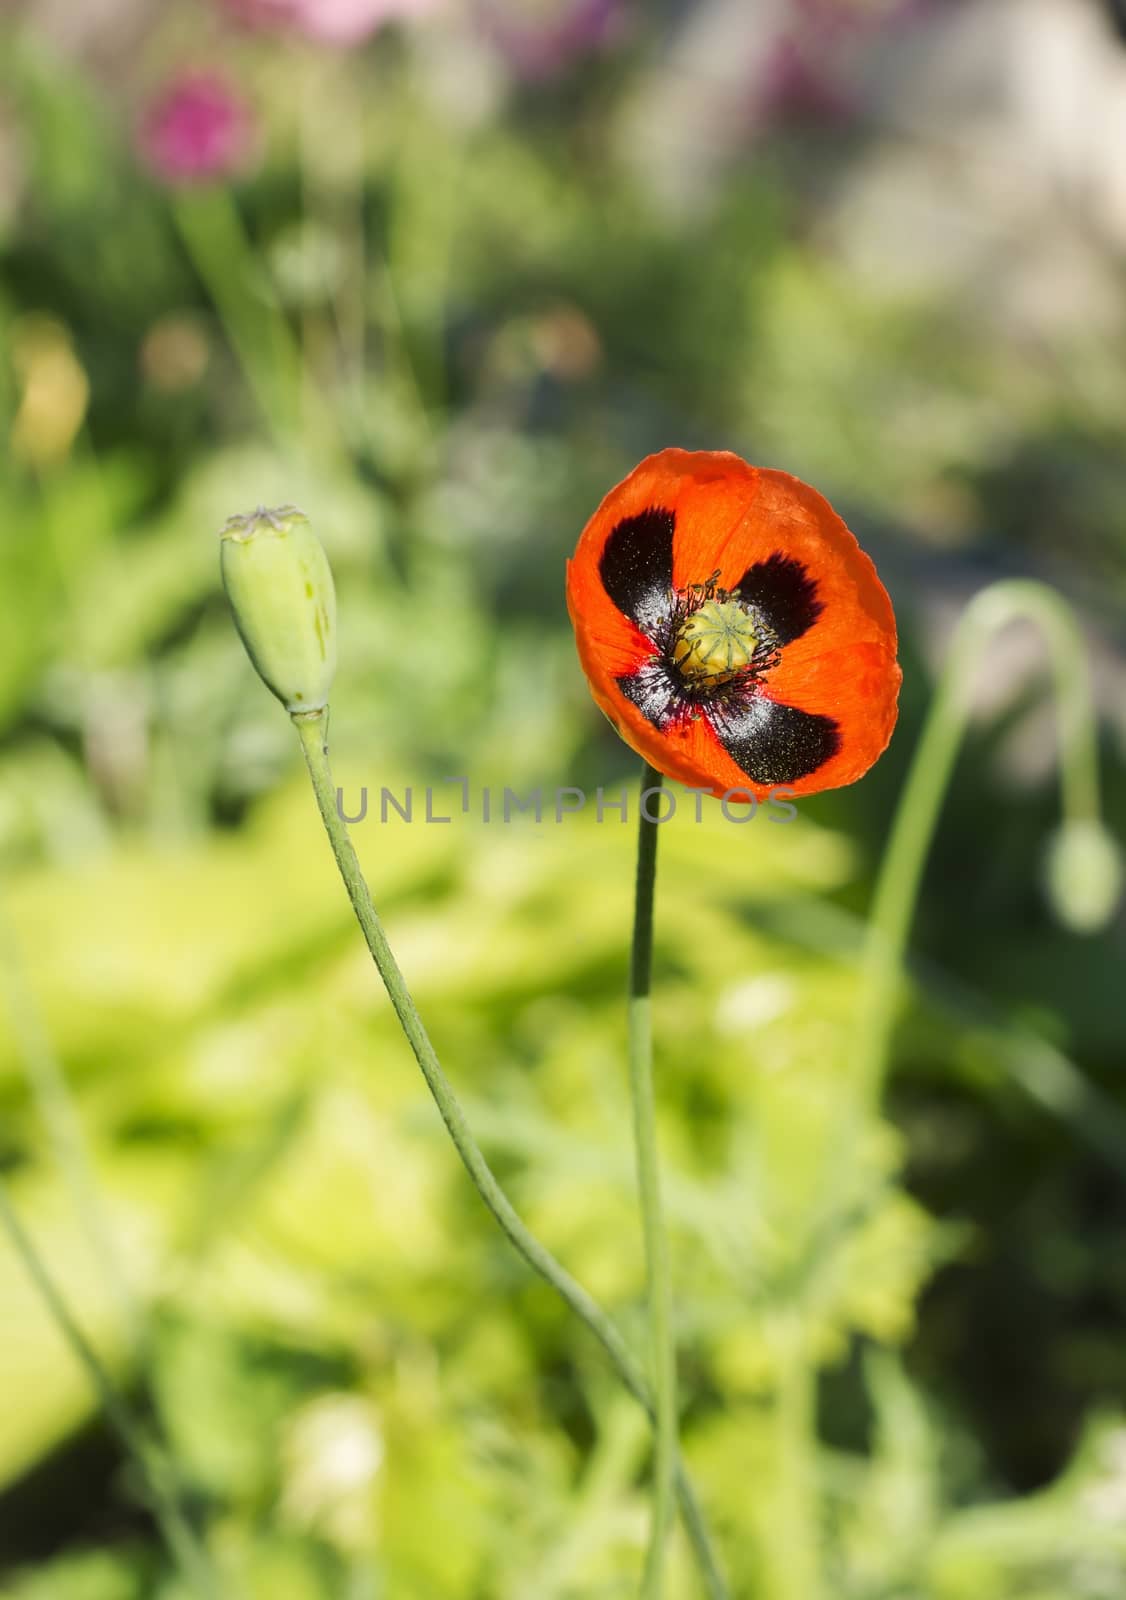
[481,0,625,81]
[755,0,933,129]
[139,71,257,185]
[220,0,435,46]
[221,0,295,27]
[759,36,855,126]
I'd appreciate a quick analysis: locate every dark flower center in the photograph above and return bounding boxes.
[647,572,780,708]
[596,505,841,782]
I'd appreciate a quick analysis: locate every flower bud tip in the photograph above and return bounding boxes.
[220,503,337,715]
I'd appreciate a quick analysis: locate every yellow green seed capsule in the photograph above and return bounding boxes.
[672,599,759,685]
[220,505,337,714]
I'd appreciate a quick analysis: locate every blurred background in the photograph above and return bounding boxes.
[0,0,1125,1595]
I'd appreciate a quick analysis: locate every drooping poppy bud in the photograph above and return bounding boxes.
[1044,819,1123,934]
[566,448,901,798]
[220,505,337,714]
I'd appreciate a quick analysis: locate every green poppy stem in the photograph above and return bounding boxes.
[0,1181,220,1600]
[0,899,137,1343]
[855,578,1104,1108]
[291,710,727,1600]
[0,901,219,1596]
[800,585,1113,1554]
[770,1329,820,1600]
[630,763,679,1596]
[172,189,338,459]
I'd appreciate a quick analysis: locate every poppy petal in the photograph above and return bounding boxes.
[734,551,823,645]
[615,660,681,727]
[708,697,840,785]
[764,639,901,787]
[598,507,676,633]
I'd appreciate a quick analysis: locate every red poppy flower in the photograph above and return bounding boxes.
[566,448,900,799]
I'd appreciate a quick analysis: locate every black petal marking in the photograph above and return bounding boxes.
[615,662,681,728]
[710,697,840,785]
[735,553,822,645]
[599,507,676,635]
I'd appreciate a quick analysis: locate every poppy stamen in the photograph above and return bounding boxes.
[672,597,760,685]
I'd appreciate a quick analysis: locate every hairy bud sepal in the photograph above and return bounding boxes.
[220,505,337,714]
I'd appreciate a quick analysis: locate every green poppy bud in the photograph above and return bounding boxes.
[220,505,337,714]
[1044,819,1123,935]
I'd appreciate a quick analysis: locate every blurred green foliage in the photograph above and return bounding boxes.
[0,3,1124,1597]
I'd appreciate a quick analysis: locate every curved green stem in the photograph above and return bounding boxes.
[795,580,1104,1594]
[855,578,1103,1108]
[292,711,727,1600]
[0,900,137,1342]
[767,1326,820,1600]
[630,763,678,1596]
[0,1181,220,1600]
[172,189,339,461]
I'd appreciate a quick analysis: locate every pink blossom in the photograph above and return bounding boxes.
[219,0,435,47]
[758,36,855,127]
[139,71,257,186]
[482,0,625,80]
[755,0,935,130]
[220,0,295,29]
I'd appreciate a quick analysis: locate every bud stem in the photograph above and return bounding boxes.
[855,578,1105,1107]
[0,897,137,1342]
[0,1180,221,1599]
[173,189,339,458]
[291,709,728,1600]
